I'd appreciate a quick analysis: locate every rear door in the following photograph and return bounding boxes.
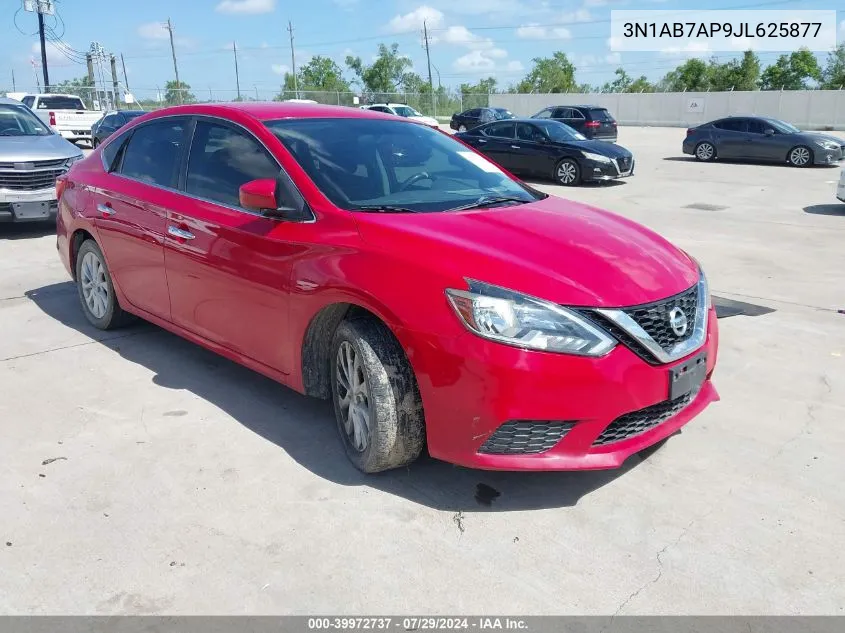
[712,119,749,158]
[164,118,296,373]
[563,108,588,136]
[92,117,190,320]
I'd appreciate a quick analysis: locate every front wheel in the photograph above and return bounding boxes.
[555,158,581,186]
[788,145,812,167]
[458,125,467,133]
[695,142,716,162]
[330,318,425,473]
[75,240,133,330]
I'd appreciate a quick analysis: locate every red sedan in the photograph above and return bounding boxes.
[56,103,719,473]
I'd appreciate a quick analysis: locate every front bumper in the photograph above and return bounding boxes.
[0,187,58,223]
[813,146,843,165]
[58,130,92,143]
[584,156,635,181]
[413,306,719,471]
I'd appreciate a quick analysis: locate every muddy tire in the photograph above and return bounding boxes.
[330,318,425,473]
[75,239,133,330]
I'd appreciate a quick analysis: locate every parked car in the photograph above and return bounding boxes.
[457,119,634,186]
[450,107,514,132]
[683,116,845,166]
[360,103,439,128]
[531,105,618,142]
[0,97,83,223]
[91,110,147,147]
[837,167,845,203]
[56,102,718,474]
[20,93,102,146]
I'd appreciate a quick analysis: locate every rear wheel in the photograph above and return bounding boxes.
[695,142,716,162]
[75,240,133,330]
[555,158,581,186]
[788,145,812,167]
[330,318,425,473]
[458,125,467,133]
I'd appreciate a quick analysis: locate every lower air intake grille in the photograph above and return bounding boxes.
[479,421,575,455]
[593,393,694,446]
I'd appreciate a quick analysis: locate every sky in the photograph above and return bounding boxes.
[3,0,844,101]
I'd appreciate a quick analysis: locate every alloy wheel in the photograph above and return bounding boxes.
[557,161,577,184]
[696,143,714,161]
[790,147,810,166]
[335,341,371,453]
[80,251,109,319]
[459,125,467,132]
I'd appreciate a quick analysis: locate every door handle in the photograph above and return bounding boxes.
[167,226,195,240]
[97,203,116,216]
[511,145,521,149]
[477,139,487,144]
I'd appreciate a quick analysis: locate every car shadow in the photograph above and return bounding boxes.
[803,203,845,216]
[662,156,697,162]
[663,156,841,169]
[0,223,56,240]
[24,281,652,513]
[522,178,627,189]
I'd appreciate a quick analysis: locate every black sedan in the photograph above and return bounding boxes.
[456,119,634,186]
[450,107,514,132]
[91,110,147,147]
[683,116,844,167]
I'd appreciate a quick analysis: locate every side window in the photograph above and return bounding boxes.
[101,114,118,128]
[22,96,35,108]
[467,109,481,118]
[569,108,586,121]
[119,119,186,188]
[746,120,766,134]
[517,123,544,142]
[533,108,552,119]
[101,130,133,172]
[551,107,569,119]
[370,106,389,113]
[714,119,746,132]
[186,121,280,208]
[483,122,516,139]
[480,109,494,122]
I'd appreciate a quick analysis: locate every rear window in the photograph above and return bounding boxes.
[589,109,614,121]
[36,96,85,110]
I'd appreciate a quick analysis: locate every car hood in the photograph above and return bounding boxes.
[409,115,439,127]
[355,196,698,307]
[0,133,81,162]
[565,139,631,157]
[800,131,845,146]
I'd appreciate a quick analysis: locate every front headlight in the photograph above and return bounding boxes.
[64,154,84,168]
[582,151,612,163]
[699,266,712,309]
[445,281,616,356]
[815,140,838,151]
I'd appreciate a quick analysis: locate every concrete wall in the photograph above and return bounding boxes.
[489,90,845,130]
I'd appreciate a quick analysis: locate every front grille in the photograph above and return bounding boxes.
[0,168,65,191]
[593,393,694,446]
[0,159,66,169]
[582,311,658,364]
[616,156,632,172]
[479,420,575,455]
[622,284,698,352]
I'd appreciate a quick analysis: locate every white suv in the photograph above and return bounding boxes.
[361,103,439,128]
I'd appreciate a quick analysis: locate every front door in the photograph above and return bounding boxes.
[164,118,296,374]
[515,123,554,176]
[479,121,517,171]
[90,117,190,320]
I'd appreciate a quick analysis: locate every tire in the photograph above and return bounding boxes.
[695,141,716,162]
[75,239,133,330]
[458,125,467,133]
[788,145,812,167]
[555,158,581,186]
[330,318,425,473]
[92,138,99,148]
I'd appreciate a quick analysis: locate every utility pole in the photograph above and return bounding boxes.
[86,53,95,109]
[164,18,181,104]
[233,42,241,101]
[120,53,129,92]
[110,55,120,110]
[423,20,435,117]
[287,21,298,99]
[37,12,49,91]
[11,69,15,92]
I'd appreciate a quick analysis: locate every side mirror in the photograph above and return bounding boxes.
[238,174,311,222]
[239,178,277,212]
[537,136,549,144]
[764,128,775,136]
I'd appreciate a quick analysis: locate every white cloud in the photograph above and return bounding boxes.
[453,50,523,74]
[271,63,290,75]
[584,0,606,6]
[30,42,74,68]
[430,0,531,16]
[560,8,592,23]
[215,0,276,14]
[575,52,623,67]
[659,41,712,58]
[334,0,359,8]
[386,6,444,33]
[137,22,168,40]
[438,26,495,50]
[516,24,571,40]
[605,52,621,64]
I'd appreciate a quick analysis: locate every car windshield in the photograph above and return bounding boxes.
[494,109,514,119]
[122,111,146,120]
[533,119,586,142]
[266,118,542,213]
[765,119,800,134]
[34,96,85,110]
[392,106,421,118]
[0,104,52,136]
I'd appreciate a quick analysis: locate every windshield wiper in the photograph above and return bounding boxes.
[448,195,531,212]
[353,205,417,214]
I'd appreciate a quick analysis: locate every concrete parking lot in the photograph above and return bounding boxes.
[1,127,843,615]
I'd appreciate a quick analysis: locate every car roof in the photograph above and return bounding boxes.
[135,102,405,123]
[0,97,26,105]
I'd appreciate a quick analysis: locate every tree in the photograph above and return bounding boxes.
[54,75,95,107]
[821,43,845,90]
[601,68,632,93]
[759,48,821,90]
[626,76,654,93]
[707,51,761,91]
[459,77,498,94]
[515,52,576,93]
[164,80,195,105]
[660,58,709,92]
[275,56,351,101]
[345,43,413,95]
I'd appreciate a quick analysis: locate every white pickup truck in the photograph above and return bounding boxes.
[20,93,102,146]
